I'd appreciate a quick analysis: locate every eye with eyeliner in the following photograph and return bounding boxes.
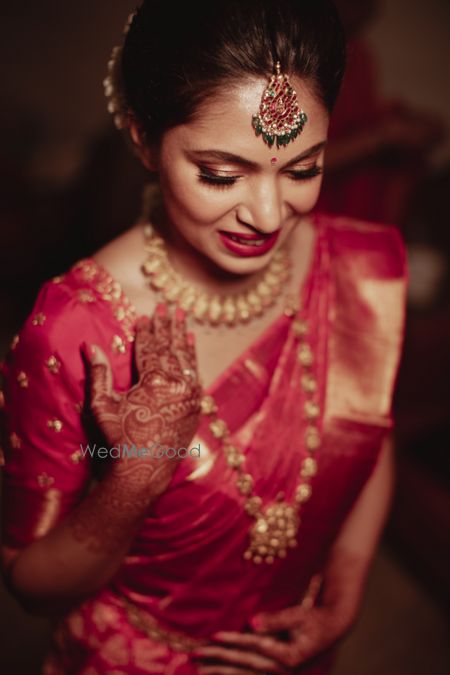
[197,164,323,187]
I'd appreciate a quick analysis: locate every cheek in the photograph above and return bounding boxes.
[165,171,234,226]
[291,178,324,213]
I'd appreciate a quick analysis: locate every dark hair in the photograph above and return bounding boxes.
[121,0,346,144]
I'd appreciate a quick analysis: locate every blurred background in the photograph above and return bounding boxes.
[0,0,449,672]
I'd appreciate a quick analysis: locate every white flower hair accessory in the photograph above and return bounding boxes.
[103,12,136,130]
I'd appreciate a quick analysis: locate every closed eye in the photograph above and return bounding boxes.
[197,164,323,189]
[287,166,323,180]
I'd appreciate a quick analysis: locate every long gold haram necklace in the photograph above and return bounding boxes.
[199,311,321,565]
[140,224,292,328]
[140,221,322,564]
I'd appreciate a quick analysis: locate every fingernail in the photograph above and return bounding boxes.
[156,302,167,316]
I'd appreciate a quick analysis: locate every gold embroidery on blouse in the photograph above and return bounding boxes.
[47,418,63,432]
[33,488,62,537]
[71,259,137,346]
[77,289,96,303]
[74,260,97,281]
[45,355,61,374]
[17,371,29,388]
[52,275,65,284]
[9,432,21,449]
[0,390,4,409]
[37,472,55,487]
[70,449,84,464]
[32,313,46,326]
[10,334,19,350]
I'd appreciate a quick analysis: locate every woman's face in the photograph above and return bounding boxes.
[148,76,329,277]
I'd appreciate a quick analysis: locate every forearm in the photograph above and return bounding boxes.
[5,467,156,615]
[321,434,395,617]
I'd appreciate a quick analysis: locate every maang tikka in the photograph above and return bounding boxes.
[252,61,307,148]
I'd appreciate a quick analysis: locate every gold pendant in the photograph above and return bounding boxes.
[243,500,300,564]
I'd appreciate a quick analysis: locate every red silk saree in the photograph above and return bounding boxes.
[0,211,407,674]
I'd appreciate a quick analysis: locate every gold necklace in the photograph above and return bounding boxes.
[198,298,321,565]
[140,223,292,328]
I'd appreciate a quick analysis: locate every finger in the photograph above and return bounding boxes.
[134,315,159,374]
[88,344,116,403]
[211,633,284,652]
[209,632,298,669]
[171,305,190,370]
[193,644,280,671]
[186,329,199,377]
[172,306,200,386]
[153,302,172,351]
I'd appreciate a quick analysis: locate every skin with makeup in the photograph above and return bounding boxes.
[92,76,329,394]
[1,3,398,673]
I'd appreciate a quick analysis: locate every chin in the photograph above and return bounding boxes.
[209,247,281,277]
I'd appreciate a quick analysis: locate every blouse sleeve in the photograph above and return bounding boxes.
[0,280,94,549]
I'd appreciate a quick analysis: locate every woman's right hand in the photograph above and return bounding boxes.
[84,302,202,500]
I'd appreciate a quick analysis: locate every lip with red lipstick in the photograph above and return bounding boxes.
[218,229,280,257]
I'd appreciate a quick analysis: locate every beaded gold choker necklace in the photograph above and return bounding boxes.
[140,224,292,328]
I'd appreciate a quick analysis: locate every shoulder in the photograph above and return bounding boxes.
[2,258,137,388]
[1,276,93,395]
[317,211,408,282]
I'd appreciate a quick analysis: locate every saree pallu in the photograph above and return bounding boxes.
[0,212,408,674]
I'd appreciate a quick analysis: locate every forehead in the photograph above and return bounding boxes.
[164,76,329,159]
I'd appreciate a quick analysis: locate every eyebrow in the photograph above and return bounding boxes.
[186,141,327,170]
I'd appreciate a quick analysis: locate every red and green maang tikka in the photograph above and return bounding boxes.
[252,61,308,148]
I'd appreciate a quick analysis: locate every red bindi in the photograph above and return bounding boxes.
[270,157,278,165]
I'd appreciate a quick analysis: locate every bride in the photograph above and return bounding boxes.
[0,1,407,673]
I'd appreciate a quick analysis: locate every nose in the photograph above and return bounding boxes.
[236,179,283,235]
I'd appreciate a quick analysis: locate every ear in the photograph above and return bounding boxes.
[128,117,159,173]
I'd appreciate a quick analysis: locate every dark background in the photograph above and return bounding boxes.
[0,1,449,672]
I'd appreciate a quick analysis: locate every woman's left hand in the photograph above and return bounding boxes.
[192,589,358,674]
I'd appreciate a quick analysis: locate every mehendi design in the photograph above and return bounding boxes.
[68,304,201,553]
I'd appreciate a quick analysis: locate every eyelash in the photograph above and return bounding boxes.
[197,165,323,188]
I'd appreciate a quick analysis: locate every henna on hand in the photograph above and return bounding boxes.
[195,551,368,671]
[80,303,201,512]
[68,305,202,554]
